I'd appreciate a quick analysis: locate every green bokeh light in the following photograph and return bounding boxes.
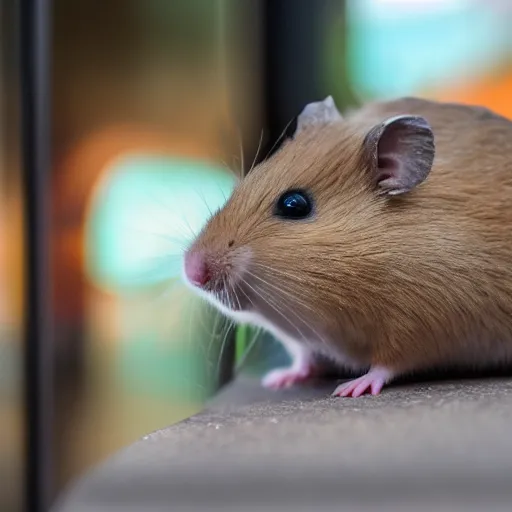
[85,155,236,292]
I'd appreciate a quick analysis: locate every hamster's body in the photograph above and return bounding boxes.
[184,96,512,397]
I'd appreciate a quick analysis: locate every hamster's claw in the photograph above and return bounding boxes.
[332,366,393,398]
[262,365,313,390]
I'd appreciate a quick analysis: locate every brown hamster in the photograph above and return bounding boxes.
[183,95,512,397]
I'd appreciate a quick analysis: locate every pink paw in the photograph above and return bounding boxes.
[332,367,393,398]
[262,366,313,390]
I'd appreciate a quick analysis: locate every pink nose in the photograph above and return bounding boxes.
[184,251,211,287]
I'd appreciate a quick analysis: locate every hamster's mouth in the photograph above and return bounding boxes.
[182,264,252,315]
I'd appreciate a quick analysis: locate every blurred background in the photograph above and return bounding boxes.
[2,0,512,510]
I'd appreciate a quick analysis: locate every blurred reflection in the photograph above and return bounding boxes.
[51,0,263,496]
[341,0,512,116]
[0,1,23,510]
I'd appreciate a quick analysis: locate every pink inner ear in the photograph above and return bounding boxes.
[370,115,435,195]
[377,155,399,184]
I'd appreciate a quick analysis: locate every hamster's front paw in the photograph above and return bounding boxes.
[262,365,314,390]
[331,366,393,398]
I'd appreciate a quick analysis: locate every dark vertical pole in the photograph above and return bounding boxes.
[20,0,53,510]
[246,0,333,372]
[261,0,332,160]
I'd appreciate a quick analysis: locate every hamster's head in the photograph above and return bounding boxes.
[183,96,435,345]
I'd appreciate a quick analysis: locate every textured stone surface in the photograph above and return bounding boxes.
[55,376,512,512]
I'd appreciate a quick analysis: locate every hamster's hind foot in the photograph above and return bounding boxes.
[261,363,315,390]
[332,366,393,398]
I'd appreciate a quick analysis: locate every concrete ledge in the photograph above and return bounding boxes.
[55,376,512,511]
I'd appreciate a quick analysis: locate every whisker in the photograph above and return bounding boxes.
[195,187,214,219]
[137,252,185,263]
[240,278,309,345]
[247,265,325,313]
[127,228,190,252]
[249,263,334,305]
[219,158,241,181]
[218,183,228,202]
[244,269,321,317]
[237,126,245,178]
[205,306,224,371]
[234,278,258,314]
[139,277,185,308]
[180,214,199,241]
[250,261,311,284]
[264,116,295,161]
[128,212,194,248]
[248,129,264,176]
[245,276,330,349]
[215,317,235,385]
[203,293,223,372]
[144,178,199,241]
[127,265,181,288]
[140,187,195,237]
[235,325,263,374]
[226,276,243,312]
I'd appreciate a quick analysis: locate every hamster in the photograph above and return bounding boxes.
[182,95,512,397]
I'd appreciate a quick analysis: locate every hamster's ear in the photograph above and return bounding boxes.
[364,115,435,196]
[295,96,342,136]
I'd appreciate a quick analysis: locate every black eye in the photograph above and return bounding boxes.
[274,189,313,219]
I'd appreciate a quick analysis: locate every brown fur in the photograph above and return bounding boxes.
[190,97,512,378]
